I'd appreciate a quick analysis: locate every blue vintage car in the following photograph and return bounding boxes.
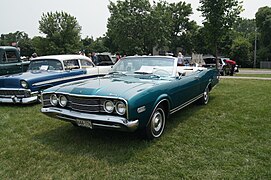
[41,56,219,139]
[0,55,112,104]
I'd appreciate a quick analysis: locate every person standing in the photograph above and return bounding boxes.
[177,52,184,66]
[225,59,236,76]
[115,52,121,63]
[91,52,98,65]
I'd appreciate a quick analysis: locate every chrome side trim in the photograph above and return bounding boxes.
[33,73,105,86]
[170,94,203,114]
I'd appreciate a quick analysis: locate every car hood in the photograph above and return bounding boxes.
[47,75,171,99]
[0,70,84,89]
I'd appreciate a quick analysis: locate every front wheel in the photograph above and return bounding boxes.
[144,105,166,140]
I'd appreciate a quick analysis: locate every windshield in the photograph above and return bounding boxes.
[112,57,175,77]
[28,59,63,71]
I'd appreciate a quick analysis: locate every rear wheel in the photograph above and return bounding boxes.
[198,87,209,105]
[145,105,166,140]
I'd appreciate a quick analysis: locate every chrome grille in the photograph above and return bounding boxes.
[68,96,106,113]
[42,94,127,117]
[0,89,31,98]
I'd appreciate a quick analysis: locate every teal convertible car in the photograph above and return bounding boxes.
[41,56,219,139]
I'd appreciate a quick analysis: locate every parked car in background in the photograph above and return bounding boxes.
[96,53,115,66]
[0,46,30,76]
[0,55,111,104]
[203,56,237,76]
[41,56,219,140]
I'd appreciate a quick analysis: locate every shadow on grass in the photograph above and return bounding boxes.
[33,123,150,164]
[32,98,214,164]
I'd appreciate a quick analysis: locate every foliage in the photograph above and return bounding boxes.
[256,6,271,61]
[106,0,196,55]
[233,18,256,40]
[0,31,35,57]
[165,2,198,54]
[198,0,243,66]
[230,36,253,67]
[0,79,271,179]
[192,27,210,54]
[81,36,109,56]
[39,11,82,55]
[107,0,153,55]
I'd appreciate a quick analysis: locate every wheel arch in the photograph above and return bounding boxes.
[146,95,171,127]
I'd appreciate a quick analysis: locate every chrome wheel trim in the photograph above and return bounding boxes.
[150,107,165,137]
[203,88,209,104]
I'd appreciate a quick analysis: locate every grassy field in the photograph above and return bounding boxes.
[0,79,270,179]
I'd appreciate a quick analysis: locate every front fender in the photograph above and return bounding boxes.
[128,93,171,129]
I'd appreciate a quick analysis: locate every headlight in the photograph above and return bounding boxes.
[115,101,126,115]
[50,94,58,106]
[59,95,68,107]
[104,100,114,113]
[20,80,28,89]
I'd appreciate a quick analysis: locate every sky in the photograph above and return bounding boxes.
[1,0,271,39]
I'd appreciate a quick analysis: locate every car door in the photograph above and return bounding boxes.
[170,71,202,109]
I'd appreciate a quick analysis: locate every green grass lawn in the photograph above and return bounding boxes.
[0,79,270,179]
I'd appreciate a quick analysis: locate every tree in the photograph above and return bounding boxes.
[165,2,198,54]
[230,36,252,67]
[39,11,82,55]
[198,0,243,68]
[234,18,256,40]
[256,6,271,61]
[106,0,196,55]
[107,0,152,55]
[81,36,109,55]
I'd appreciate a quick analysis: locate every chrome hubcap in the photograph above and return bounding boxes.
[153,112,162,132]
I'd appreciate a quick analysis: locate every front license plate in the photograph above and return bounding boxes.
[76,119,92,129]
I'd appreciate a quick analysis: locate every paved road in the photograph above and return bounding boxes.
[220,69,271,80]
[220,76,271,80]
[238,69,271,74]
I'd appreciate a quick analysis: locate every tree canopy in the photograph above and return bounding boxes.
[198,0,243,66]
[106,0,196,55]
[39,11,82,54]
[256,6,271,61]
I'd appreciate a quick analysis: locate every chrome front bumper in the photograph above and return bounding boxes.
[0,88,38,104]
[41,107,139,132]
[0,95,38,104]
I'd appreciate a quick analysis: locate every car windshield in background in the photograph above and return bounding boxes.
[28,59,63,71]
[96,55,114,66]
[204,58,222,64]
[112,57,174,76]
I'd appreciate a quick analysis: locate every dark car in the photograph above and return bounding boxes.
[92,53,115,66]
[203,56,231,76]
[0,46,30,76]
